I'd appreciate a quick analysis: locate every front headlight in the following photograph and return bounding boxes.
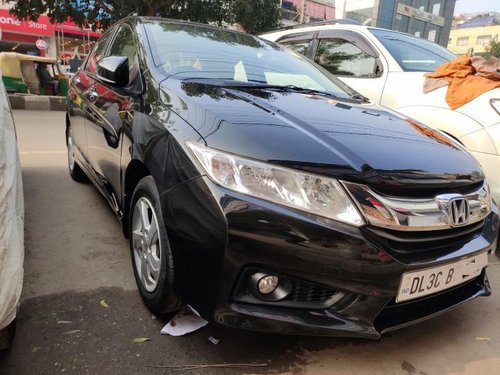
[186,142,364,226]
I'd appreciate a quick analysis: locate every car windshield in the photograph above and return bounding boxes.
[144,21,353,99]
[369,28,456,72]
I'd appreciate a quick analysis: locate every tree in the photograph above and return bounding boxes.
[485,39,500,58]
[233,0,281,34]
[10,0,236,30]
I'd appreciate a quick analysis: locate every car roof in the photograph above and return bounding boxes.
[118,16,254,38]
[260,22,417,41]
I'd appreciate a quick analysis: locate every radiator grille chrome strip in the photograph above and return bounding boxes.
[342,181,492,231]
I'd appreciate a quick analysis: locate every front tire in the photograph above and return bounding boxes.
[66,125,87,182]
[129,176,181,315]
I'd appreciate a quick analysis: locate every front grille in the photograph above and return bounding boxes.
[363,220,485,262]
[370,181,484,199]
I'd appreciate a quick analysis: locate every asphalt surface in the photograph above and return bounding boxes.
[1,110,500,375]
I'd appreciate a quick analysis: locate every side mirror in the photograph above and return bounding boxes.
[97,56,129,87]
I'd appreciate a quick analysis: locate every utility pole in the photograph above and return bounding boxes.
[299,0,306,23]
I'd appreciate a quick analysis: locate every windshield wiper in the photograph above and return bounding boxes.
[220,82,345,98]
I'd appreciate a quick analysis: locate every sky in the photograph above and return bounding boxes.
[454,0,500,15]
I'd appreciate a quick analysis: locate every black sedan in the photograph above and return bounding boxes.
[66,17,498,338]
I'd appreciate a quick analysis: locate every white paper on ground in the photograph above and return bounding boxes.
[160,306,208,336]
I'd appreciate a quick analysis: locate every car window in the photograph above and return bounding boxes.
[107,25,138,71]
[85,31,113,75]
[369,28,456,72]
[145,22,355,99]
[282,40,310,56]
[314,38,377,77]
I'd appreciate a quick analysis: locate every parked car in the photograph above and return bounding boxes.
[261,23,500,205]
[66,17,498,339]
[0,74,24,350]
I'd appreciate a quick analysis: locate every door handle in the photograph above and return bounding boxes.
[87,89,99,103]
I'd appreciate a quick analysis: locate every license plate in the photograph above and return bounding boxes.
[396,252,488,303]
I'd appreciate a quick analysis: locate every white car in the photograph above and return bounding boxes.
[0,75,24,350]
[261,23,500,204]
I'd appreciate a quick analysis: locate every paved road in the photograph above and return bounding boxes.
[1,110,500,375]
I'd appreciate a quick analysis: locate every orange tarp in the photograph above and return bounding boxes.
[424,55,500,109]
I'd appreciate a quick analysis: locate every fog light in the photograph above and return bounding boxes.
[258,275,279,295]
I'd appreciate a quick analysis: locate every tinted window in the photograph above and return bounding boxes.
[314,38,377,77]
[145,22,353,98]
[282,40,310,56]
[370,28,455,72]
[85,31,113,75]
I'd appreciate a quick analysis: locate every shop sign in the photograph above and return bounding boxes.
[0,9,54,36]
[36,39,48,50]
[396,3,445,27]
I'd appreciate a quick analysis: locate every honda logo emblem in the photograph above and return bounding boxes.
[435,194,470,227]
[449,198,469,226]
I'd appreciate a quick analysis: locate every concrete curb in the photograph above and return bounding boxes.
[8,94,66,111]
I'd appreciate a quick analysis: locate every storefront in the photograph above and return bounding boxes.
[0,7,102,70]
[0,9,54,57]
[55,21,101,72]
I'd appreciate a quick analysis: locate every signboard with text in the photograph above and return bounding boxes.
[396,3,445,27]
[0,9,54,36]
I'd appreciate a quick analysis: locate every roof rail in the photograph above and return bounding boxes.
[278,18,361,30]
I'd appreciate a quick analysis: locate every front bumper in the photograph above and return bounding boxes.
[161,176,498,339]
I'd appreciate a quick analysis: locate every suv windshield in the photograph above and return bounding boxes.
[144,21,353,99]
[369,28,456,72]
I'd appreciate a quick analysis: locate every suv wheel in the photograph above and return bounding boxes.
[0,319,16,352]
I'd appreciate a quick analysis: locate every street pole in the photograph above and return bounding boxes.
[299,0,306,23]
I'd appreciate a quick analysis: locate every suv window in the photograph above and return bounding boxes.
[282,40,310,56]
[370,28,455,72]
[85,31,113,75]
[314,38,377,77]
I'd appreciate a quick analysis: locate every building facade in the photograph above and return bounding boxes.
[448,12,500,55]
[337,0,456,47]
[281,0,336,26]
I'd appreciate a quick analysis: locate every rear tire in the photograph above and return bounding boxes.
[67,125,87,182]
[129,176,182,315]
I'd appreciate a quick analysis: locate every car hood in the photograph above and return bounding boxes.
[161,80,484,192]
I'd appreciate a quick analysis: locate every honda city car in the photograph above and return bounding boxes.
[66,17,498,338]
[261,23,500,206]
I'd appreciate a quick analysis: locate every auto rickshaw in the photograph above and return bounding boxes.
[0,52,69,96]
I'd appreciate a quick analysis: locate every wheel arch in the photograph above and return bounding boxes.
[122,160,151,238]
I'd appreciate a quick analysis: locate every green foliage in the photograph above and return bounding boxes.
[10,0,235,30]
[485,39,500,58]
[233,0,282,34]
[10,0,282,34]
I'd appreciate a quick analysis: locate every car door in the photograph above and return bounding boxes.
[85,24,138,215]
[311,30,387,104]
[67,30,115,175]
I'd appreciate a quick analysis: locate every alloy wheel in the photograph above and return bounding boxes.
[132,197,162,292]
